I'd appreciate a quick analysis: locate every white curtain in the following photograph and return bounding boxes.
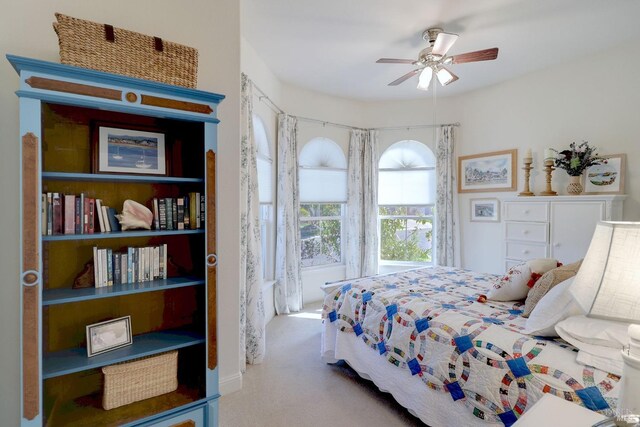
[239,74,266,368]
[275,114,303,314]
[346,129,379,278]
[436,125,461,267]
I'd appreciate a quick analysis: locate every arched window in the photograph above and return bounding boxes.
[378,140,436,267]
[253,114,274,280]
[298,137,347,268]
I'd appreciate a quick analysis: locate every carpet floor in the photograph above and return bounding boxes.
[219,302,424,427]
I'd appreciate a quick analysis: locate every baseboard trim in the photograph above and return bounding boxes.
[219,371,243,395]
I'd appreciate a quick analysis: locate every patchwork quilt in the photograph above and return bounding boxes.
[322,267,620,426]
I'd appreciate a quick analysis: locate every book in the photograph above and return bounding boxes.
[41,194,47,235]
[93,246,99,288]
[101,206,111,232]
[127,247,134,284]
[153,246,160,279]
[46,192,53,235]
[87,198,95,234]
[74,196,82,234]
[79,193,85,234]
[189,192,197,230]
[144,246,151,281]
[183,195,190,229]
[113,252,121,285]
[121,253,128,284]
[99,248,108,287]
[159,244,165,279]
[106,248,113,286]
[162,243,168,279]
[172,199,178,230]
[52,193,63,235]
[152,198,160,230]
[200,193,205,229]
[95,199,106,232]
[107,207,120,232]
[158,199,167,230]
[177,198,185,230]
[165,198,173,230]
[63,195,76,234]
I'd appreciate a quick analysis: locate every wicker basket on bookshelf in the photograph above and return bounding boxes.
[102,350,178,410]
[53,13,198,88]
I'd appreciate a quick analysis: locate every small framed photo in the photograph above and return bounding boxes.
[470,198,500,222]
[92,124,166,175]
[458,149,517,193]
[86,315,133,357]
[583,154,626,195]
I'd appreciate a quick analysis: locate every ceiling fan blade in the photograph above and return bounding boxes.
[450,47,499,64]
[388,69,422,86]
[432,32,459,56]
[376,58,415,64]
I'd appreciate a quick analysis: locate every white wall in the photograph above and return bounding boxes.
[0,2,242,424]
[457,39,640,274]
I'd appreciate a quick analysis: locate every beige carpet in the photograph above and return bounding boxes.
[219,302,424,427]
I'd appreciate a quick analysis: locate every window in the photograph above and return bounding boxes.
[378,140,436,265]
[253,114,275,280]
[298,138,347,268]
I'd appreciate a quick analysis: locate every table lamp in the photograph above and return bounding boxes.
[570,222,640,418]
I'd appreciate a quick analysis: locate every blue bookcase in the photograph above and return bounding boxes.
[9,55,223,427]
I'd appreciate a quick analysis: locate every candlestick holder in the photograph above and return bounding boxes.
[518,157,535,196]
[539,159,558,196]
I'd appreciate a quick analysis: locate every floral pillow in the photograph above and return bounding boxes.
[488,259,561,301]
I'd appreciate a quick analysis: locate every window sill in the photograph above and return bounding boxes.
[301,263,346,273]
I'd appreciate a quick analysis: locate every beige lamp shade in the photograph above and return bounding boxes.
[570,221,640,323]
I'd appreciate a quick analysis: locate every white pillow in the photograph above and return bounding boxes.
[523,277,583,336]
[488,259,559,302]
[487,262,532,301]
[555,315,630,375]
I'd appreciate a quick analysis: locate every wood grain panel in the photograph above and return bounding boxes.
[206,150,217,370]
[25,76,121,101]
[141,94,213,115]
[170,420,195,427]
[22,132,40,420]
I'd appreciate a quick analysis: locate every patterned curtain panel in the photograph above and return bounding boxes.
[346,129,379,278]
[275,114,303,314]
[239,74,266,367]
[436,125,461,267]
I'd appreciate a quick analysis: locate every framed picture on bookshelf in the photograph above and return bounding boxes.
[92,124,167,175]
[86,315,133,357]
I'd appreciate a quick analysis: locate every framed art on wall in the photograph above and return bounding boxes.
[583,153,626,195]
[92,124,167,175]
[458,149,517,193]
[470,198,500,222]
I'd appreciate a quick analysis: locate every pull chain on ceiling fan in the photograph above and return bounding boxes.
[377,27,499,90]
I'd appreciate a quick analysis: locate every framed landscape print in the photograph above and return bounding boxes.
[470,198,500,222]
[92,124,167,175]
[458,149,517,193]
[583,153,626,194]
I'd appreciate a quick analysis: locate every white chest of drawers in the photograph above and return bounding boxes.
[502,195,625,269]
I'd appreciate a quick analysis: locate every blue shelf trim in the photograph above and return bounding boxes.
[43,229,204,241]
[122,395,220,427]
[43,330,205,379]
[42,171,204,184]
[7,54,225,103]
[43,277,205,306]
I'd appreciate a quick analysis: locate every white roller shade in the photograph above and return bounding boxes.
[299,168,347,203]
[257,157,272,203]
[378,169,435,205]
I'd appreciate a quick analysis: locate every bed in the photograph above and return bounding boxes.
[321,266,620,426]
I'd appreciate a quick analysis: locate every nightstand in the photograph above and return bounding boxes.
[514,393,607,426]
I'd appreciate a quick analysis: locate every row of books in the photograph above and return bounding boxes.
[151,193,205,231]
[42,193,120,235]
[93,244,168,287]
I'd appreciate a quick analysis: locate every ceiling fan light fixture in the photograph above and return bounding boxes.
[436,67,455,86]
[417,67,433,91]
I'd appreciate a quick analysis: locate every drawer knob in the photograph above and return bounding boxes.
[522,250,529,254]
[554,243,560,247]
[522,230,529,235]
[523,210,530,214]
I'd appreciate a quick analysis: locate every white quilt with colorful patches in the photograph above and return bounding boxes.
[321,267,620,427]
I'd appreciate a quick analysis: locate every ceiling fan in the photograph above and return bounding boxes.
[377,27,499,90]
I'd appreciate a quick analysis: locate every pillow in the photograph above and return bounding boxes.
[555,315,629,375]
[522,259,582,317]
[523,277,583,336]
[488,258,559,302]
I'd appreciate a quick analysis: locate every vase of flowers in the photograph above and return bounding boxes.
[553,141,604,195]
